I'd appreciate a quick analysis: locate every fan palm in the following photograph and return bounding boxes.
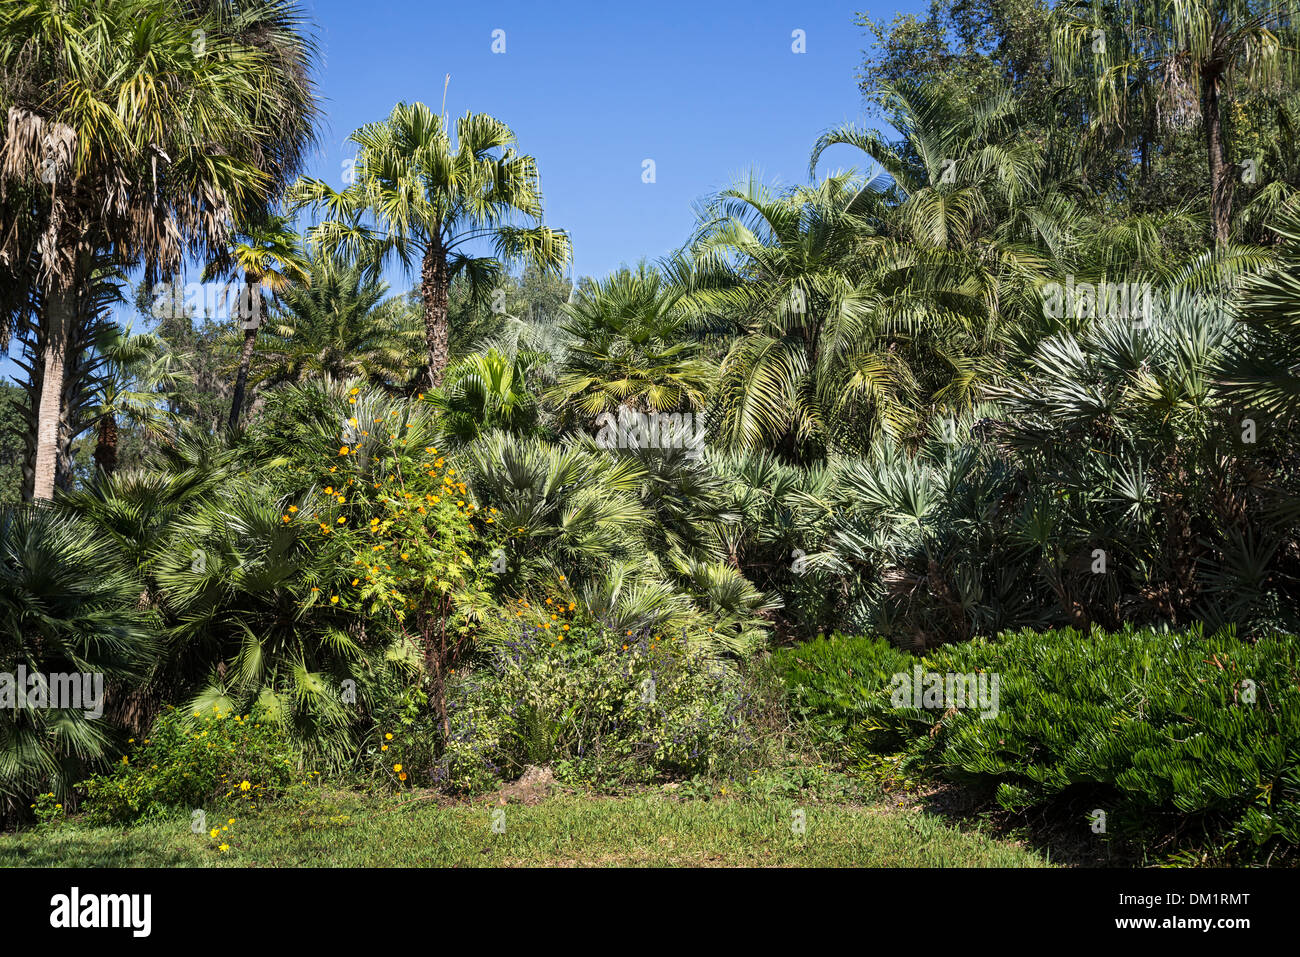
[547,264,716,427]
[289,102,570,388]
[86,325,192,475]
[0,506,155,818]
[433,348,543,443]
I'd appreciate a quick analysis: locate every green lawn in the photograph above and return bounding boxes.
[0,791,1050,867]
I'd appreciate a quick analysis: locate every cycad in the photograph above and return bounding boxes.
[253,255,424,389]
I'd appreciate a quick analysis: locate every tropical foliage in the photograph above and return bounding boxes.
[0,0,1298,869]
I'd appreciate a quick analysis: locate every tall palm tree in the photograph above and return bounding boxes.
[1053,0,1300,245]
[205,215,310,428]
[289,102,571,389]
[0,0,319,499]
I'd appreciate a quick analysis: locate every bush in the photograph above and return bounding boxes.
[843,625,1300,863]
[770,633,915,758]
[432,618,767,791]
[82,705,306,824]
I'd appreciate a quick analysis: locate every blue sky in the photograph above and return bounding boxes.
[297,0,920,285]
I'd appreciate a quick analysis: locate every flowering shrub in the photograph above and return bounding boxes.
[82,705,304,824]
[436,617,765,791]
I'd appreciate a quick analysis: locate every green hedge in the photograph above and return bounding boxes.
[778,626,1300,863]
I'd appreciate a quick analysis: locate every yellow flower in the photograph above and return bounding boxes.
[228,818,235,825]
[288,505,298,513]
[381,744,388,751]
[337,516,346,524]
[330,595,339,604]
[350,388,360,395]
[393,763,402,772]
[218,843,229,852]
[240,780,251,791]
[210,828,219,838]
[385,732,393,740]
[399,771,407,781]
[324,487,334,495]
[339,446,349,455]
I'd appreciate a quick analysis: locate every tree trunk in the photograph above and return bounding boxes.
[1202,68,1232,246]
[421,244,451,388]
[32,287,73,501]
[94,412,118,475]
[227,275,262,430]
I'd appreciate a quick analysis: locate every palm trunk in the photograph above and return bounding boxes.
[94,412,118,475]
[421,244,451,388]
[227,275,261,430]
[32,287,73,500]
[1202,68,1232,246]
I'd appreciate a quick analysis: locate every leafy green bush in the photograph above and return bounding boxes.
[434,618,766,791]
[856,626,1300,862]
[82,705,305,824]
[770,633,915,758]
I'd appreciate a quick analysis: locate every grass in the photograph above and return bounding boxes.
[0,789,1051,867]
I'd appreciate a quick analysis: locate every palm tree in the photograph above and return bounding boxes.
[0,507,155,819]
[87,326,192,475]
[688,171,1007,459]
[1053,0,1300,245]
[207,216,311,429]
[289,102,571,389]
[253,255,423,389]
[433,347,543,443]
[0,0,319,499]
[547,264,716,427]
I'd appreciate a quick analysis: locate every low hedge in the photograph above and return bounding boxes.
[778,625,1300,863]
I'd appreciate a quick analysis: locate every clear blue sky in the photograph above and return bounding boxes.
[297,0,919,285]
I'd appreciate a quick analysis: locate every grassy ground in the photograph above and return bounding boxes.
[0,789,1051,867]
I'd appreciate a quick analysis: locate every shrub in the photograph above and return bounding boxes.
[0,506,156,823]
[770,633,915,758]
[434,618,766,791]
[82,705,304,824]
[862,626,1300,863]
